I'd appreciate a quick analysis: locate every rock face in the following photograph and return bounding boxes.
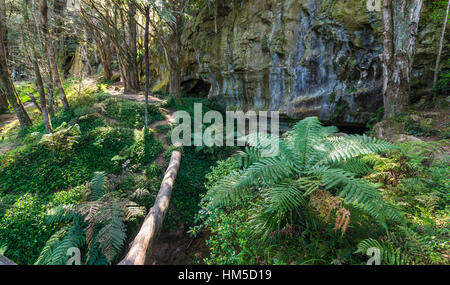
[180,0,448,126]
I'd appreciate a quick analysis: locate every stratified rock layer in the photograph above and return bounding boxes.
[180,0,448,126]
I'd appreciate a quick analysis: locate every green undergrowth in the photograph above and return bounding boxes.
[0,81,165,264]
[160,96,237,231]
[192,125,449,265]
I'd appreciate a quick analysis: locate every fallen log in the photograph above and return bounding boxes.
[118,151,182,265]
[0,254,16,265]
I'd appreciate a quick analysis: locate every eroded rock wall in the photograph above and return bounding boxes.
[180,0,448,126]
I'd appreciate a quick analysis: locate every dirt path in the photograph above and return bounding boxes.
[0,102,37,154]
[109,89,211,265]
[106,84,176,168]
[150,107,176,168]
[0,102,36,130]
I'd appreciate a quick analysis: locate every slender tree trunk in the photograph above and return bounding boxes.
[125,1,139,92]
[382,0,424,118]
[103,9,113,81]
[40,0,70,111]
[0,39,32,129]
[433,0,450,89]
[26,93,41,113]
[144,6,150,132]
[82,27,92,76]
[0,0,8,112]
[0,0,6,54]
[0,93,8,112]
[168,29,182,102]
[169,64,181,102]
[23,0,52,133]
[83,7,112,81]
[166,0,185,103]
[53,0,67,73]
[46,70,55,117]
[0,0,32,129]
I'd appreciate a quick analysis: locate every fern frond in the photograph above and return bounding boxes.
[233,147,262,169]
[46,204,79,224]
[357,238,412,265]
[248,206,291,242]
[76,201,104,248]
[89,172,106,201]
[264,179,307,213]
[241,133,301,167]
[49,221,86,265]
[320,135,394,166]
[35,227,69,265]
[95,200,126,264]
[334,158,372,176]
[205,170,254,208]
[288,117,325,168]
[318,167,402,224]
[238,157,295,187]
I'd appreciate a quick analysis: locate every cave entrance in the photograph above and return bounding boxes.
[181,79,211,97]
[336,125,369,135]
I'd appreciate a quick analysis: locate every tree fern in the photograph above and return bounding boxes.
[38,173,129,265]
[205,117,401,240]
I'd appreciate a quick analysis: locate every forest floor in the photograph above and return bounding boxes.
[105,83,211,265]
[0,78,213,264]
[105,82,175,168]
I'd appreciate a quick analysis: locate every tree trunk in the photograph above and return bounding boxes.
[0,0,8,112]
[168,30,182,102]
[433,0,450,89]
[0,41,32,129]
[40,0,70,111]
[0,0,32,129]
[83,7,112,81]
[125,1,139,92]
[166,0,185,103]
[26,93,41,113]
[144,6,150,131]
[23,0,52,133]
[0,0,6,54]
[46,70,55,117]
[0,93,8,112]
[169,64,181,102]
[82,27,93,76]
[382,0,424,118]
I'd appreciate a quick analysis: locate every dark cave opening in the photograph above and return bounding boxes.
[182,79,212,97]
[337,125,369,135]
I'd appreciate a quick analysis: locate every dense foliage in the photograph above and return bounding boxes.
[0,82,164,264]
[191,119,449,265]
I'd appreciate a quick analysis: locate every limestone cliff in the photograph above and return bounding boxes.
[180,0,448,126]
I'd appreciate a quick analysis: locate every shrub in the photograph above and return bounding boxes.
[102,98,163,129]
